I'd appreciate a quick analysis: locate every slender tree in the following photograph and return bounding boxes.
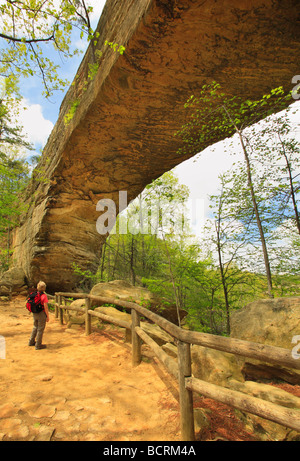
[245,106,300,234]
[221,105,274,297]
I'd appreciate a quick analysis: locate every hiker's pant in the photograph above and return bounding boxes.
[29,311,47,346]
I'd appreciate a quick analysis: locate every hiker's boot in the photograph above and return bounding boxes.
[28,333,36,346]
[35,344,47,350]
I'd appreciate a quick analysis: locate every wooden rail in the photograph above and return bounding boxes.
[53,292,300,440]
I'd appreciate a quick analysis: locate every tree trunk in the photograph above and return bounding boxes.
[112,236,120,279]
[222,105,273,298]
[278,133,300,234]
[100,240,106,280]
[239,133,273,298]
[215,215,231,335]
[130,235,136,286]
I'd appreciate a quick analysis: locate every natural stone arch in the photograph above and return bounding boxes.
[11,0,300,292]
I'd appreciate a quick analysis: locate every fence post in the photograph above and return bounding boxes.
[55,294,58,318]
[131,308,141,367]
[177,340,195,441]
[59,295,64,325]
[85,297,91,336]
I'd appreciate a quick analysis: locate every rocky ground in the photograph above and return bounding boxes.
[0,296,259,442]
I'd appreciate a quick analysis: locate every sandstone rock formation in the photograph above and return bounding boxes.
[228,380,300,441]
[230,296,300,384]
[230,297,300,349]
[0,267,28,297]
[10,0,300,292]
[191,346,244,387]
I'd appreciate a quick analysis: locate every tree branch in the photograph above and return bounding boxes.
[0,31,54,44]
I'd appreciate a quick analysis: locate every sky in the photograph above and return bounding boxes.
[16,0,107,146]
[12,1,300,238]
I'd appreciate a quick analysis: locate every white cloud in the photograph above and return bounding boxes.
[18,99,54,148]
[89,1,107,27]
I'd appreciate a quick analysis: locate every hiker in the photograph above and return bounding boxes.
[28,281,50,350]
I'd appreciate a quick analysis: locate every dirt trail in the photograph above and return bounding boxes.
[0,297,181,441]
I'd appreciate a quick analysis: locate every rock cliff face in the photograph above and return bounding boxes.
[230,297,300,350]
[11,0,300,292]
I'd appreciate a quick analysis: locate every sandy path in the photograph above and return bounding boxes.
[0,297,181,441]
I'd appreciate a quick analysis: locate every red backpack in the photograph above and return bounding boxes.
[26,291,44,313]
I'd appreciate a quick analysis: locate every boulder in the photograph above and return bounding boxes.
[69,299,86,311]
[193,408,211,435]
[0,296,10,302]
[63,299,85,328]
[228,298,300,440]
[228,380,300,441]
[140,321,173,346]
[162,342,178,358]
[94,305,131,325]
[90,280,187,325]
[94,305,174,345]
[189,297,300,440]
[230,297,300,349]
[191,345,244,387]
[241,362,300,385]
[228,380,300,410]
[0,267,28,295]
[230,297,300,384]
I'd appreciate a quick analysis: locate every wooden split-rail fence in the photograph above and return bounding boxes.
[53,292,300,441]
